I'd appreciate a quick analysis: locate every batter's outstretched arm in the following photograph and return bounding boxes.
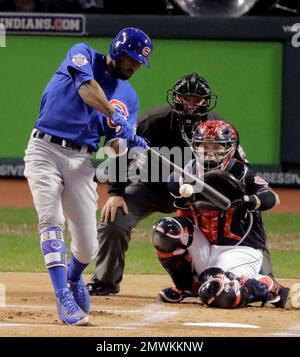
[78,79,115,117]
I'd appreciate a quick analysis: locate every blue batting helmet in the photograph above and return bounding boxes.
[109,27,153,67]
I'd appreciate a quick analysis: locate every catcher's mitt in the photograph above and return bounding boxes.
[194,170,245,210]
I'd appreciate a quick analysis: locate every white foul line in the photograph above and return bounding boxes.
[184,322,260,329]
[0,303,178,330]
[119,304,178,329]
[271,323,300,337]
[3,303,156,314]
[0,322,137,330]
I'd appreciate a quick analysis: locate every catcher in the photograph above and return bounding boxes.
[152,120,289,308]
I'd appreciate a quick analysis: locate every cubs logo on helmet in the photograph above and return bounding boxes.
[107,99,129,129]
[109,27,153,67]
[142,47,151,57]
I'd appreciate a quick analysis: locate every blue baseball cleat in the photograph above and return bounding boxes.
[69,277,91,313]
[56,288,88,326]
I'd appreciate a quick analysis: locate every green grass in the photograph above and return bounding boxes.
[0,207,38,225]
[1,207,298,231]
[0,234,164,274]
[271,251,300,279]
[262,212,300,233]
[0,207,299,277]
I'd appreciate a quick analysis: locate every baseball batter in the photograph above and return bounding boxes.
[24,28,152,325]
[152,120,289,308]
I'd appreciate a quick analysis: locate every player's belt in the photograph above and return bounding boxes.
[32,129,93,154]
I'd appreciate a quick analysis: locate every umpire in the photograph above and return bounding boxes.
[87,72,273,296]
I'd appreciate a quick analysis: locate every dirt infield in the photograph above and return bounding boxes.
[0,179,300,211]
[0,179,299,337]
[0,273,299,337]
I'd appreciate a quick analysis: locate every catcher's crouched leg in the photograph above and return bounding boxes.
[238,277,289,308]
[152,217,199,303]
[257,276,289,308]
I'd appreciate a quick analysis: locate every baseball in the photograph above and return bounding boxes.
[179,184,193,197]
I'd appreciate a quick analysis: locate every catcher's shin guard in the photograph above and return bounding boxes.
[240,276,289,308]
[258,276,289,308]
[153,217,194,291]
[159,254,194,291]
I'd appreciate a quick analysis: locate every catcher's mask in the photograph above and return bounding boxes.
[167,73,217,128]
[191,120,239,172]
[198,267,241,308]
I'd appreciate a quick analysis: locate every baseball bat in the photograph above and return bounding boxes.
[148,147,231,211]
[104,139,231,210]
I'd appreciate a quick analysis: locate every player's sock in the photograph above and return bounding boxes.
[68,254,88,282]
[48,266,68,293]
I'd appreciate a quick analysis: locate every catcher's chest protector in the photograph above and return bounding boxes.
[191,207,243,244]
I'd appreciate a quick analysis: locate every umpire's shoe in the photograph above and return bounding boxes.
[69,277,91,313]
[87,275,120,296]
[159,287,198,303]
[56,288,88,326]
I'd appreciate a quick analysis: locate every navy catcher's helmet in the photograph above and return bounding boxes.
[191,120,239,171]
[167,73,217,121]
[109,27,153,67]
[198,267,241,308]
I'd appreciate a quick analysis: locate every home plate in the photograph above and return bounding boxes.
[184,322,260,329]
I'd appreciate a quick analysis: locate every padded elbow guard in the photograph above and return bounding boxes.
[256,190,279,210]
[242,191,279,211]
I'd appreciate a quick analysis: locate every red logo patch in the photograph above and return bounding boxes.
[254,175,268,185]
[142,46,151,57]
[107,99,129,128]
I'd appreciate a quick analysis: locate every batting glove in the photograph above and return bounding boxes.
[128,135,149,150]
[111,112,135,141]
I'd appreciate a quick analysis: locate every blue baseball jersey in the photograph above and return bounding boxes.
[35,43,139,151]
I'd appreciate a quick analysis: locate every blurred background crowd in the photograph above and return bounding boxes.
[0,0,300,16]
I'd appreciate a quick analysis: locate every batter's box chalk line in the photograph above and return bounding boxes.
[184,322,260,329]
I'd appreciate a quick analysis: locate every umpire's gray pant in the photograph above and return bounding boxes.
[95,183,175,283]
